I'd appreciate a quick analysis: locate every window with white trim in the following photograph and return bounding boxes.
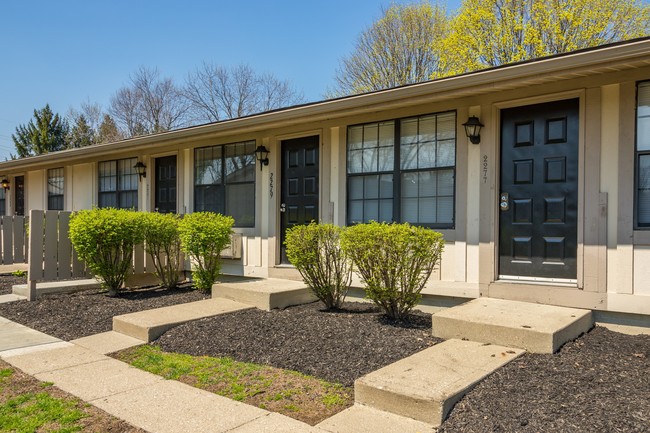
[47,167,64,210]
[637,82,650,227]
[194,140,256,227]
[347,111,456,228]
[98,158,138,209]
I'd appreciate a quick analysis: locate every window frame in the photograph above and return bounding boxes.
[97,157,139,210]
[346,110,457,229]
[193,140,256,228]
[0,183,5,216]
[47,167,64,211]
[636,81,650,229]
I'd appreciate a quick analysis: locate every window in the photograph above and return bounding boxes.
[194,140,256,227]
[638,82,650,227]
[47,168,64,210]
[347,111,456,228]
[98,158,138,209]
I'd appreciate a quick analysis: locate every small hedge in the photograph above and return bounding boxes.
[340,221,444,320]
[69,208,144,296]
[141,212,183,290]
[284,222,352,309]
[178,212,234,291]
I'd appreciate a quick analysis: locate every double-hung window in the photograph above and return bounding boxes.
[194,140,256,227]
[637,82,650,227]
[47,168,64,210]
[347,111,456,228]
[98,158,138,209]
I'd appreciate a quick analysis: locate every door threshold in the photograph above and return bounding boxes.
[497,275,577,287]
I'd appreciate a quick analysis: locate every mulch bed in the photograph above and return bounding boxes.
[0,280,209,341]
[438,326,650,433]
[0,274,27,296]
[155,301,440,387]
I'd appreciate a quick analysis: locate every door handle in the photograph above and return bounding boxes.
[499,192,509,211]
[280,203,286,213]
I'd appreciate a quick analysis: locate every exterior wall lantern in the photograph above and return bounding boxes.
[133,161,147,180]
[463,116,484,144]
[255,145,270,170]
[0,178,10,191]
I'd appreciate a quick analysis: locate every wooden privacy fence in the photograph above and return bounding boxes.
[0,215,28,265]
[25,210,243,300]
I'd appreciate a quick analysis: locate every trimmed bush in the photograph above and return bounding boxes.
[284,222,352,309]
[141,212,183,290]
[340,221,444,320]
[69,208,144,296]
[178,212,234,291]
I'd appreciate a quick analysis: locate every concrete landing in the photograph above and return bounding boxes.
[0,316,61,353]
[0,293,25,304]
[317,404,436,433]
[213,276,316,311]
[13,278,101,297]
[113,297,252,342]
[355,339,524,426]
[431,298,593,353]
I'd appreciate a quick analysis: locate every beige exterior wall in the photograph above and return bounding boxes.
[4,47,650,317]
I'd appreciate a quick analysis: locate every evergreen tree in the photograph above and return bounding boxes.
[68,114,95,148]
[97,114,122,143]
[12,104,69,158]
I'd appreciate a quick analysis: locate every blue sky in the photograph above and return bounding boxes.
[0,1,462,160]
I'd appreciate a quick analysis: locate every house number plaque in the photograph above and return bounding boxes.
[482,155,488,184]
[269,173,274,198]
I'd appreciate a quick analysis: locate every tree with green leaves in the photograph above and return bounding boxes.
[442,0,650,74]
[331,2,449,96]
[12,104,69,158]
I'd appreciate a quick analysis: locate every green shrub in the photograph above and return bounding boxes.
[340,221,444,320]
[142,212,183,290]
[284,222,352,309]
[178,212,234,291]
[69,208,144,296]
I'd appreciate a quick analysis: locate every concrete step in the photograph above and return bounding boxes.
[113,298,252,342]
[317,404,437,433]
[13,279,101,297]
[71,331,144,355]
[213,275,316,311]
[431,297,593,353]
[354,339,524,426]
[0,294,25,304]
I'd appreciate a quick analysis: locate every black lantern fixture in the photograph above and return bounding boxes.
[0,178,9,191]
[463,116,484,145]
[133,161,146,180]
[255,145,269,170]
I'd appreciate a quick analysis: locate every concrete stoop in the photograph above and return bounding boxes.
[431,297,594,353]
[354,339,524,427]
[12,279,102,297]
[113,298,252,342]
[212,276,316,311]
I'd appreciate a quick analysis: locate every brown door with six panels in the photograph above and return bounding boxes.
[280,136,319,263]
[499,99,579,280]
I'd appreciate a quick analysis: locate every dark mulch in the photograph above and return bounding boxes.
[439,326,650,433]
[0,281,209,341]
[0,273,27,295]
[155,301,440,386]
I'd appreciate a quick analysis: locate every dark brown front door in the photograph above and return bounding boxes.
[280,136,319,263]
[499,99,579,281]
[14,175,24,216]
[155,155,177,213]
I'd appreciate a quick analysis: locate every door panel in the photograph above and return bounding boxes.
[155,155,177,213]
[280,136,319,263]
[499,99,579,280]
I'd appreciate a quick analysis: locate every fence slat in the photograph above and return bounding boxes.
[58,213,72,280]
[43,211,58,280]
[12,216,25,263]
[28,210,44,282]
[2,216,13,265]
[133,243,145,275]
[71,245,86,278]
